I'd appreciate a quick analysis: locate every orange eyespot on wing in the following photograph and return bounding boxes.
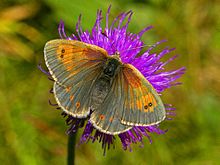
[65,86,71,92]
[109,117,113,122]
[99,114,105,120]
[76,102,81,108]
[70,95,74,101]
[44,39,108,86]
[120,64,166,126]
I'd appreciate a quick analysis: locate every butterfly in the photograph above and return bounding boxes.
[44,39,166,135]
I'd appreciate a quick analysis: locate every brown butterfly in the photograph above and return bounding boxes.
[44,39,166,135]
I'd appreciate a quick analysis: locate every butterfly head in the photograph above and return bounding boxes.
[111,51,121,62]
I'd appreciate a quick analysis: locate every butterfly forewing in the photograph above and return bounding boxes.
[44,39,108,86]
[120,64,166,126]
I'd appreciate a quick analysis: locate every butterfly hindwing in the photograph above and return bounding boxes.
[89,71,132,135]
[44,39,108,86]
[120,64,166,126]
[53,66,102,117]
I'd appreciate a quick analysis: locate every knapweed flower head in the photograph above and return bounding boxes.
[41,6,185,154]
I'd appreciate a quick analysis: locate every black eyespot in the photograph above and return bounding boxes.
[148,102,153,107]
[60,54,64,58]
[61,49,65,53]
[144,105,148,109]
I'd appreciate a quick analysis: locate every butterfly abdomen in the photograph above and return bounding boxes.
[91,77,111,109]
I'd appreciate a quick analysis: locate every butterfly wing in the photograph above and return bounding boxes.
[44,39,108,86]
[53,66,101,118]
[44,39,108,117]
[120,64,166,126]
[89,70,132,135]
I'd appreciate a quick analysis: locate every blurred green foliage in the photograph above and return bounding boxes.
[0,0,220,164]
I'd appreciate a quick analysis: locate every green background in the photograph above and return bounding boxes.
[0,0,219,164]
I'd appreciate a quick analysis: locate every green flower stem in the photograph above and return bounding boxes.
[67,132,77,165]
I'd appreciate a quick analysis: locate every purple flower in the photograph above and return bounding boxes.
[42,6,185,154]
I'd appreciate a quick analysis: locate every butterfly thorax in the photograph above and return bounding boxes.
[90,57,121,110]
[103,57,121,77]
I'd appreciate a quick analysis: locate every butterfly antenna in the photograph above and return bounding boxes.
[120,44,155,54]
[101,32,155,57]
[101,31,119,56]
